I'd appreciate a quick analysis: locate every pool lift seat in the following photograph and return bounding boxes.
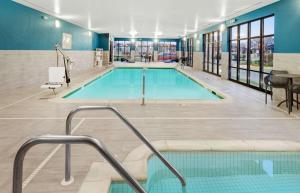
[41,44,72,94]
[40,67,65,94]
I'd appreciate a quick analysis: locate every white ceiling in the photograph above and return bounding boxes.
[15,0,278,38]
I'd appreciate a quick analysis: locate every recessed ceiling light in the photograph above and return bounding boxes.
[154,31,163,36]
[129,30,138,37]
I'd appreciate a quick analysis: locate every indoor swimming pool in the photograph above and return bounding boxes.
[109,151,300,193]
[64,68,222,100]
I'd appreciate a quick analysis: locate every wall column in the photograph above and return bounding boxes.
[193,52,203,70]
[154,51,158,62]
[220,52,229,80]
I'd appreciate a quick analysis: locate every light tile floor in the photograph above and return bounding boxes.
[1,64,300,193]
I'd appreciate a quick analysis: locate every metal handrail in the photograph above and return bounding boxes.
[142,69,146,105]
[55,44,70,60]
[55,44,72,85]
[64,106,186,186]
[13,135,147,193]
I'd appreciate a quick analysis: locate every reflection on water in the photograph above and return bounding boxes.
[65,68,221,100]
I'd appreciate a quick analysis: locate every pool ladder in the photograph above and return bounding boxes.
[13,106,186,193]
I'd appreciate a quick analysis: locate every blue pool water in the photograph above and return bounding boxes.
[64,68,221,100]
[109,152,300,193]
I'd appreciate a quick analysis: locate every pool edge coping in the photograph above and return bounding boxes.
[78,139,300,193]
[48,65,232,104]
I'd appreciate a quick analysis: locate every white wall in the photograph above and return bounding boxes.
[192,52,203,70]
[0,50,98,92]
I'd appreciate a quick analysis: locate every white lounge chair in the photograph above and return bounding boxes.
[41,67,65,94]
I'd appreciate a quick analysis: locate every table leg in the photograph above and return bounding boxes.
[277,100,288,107]
[288,79,293,114]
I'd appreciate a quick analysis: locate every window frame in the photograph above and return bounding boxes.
[228,14,275,91]
[203,30,222,76]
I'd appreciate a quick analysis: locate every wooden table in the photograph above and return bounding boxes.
[275,74,300,114]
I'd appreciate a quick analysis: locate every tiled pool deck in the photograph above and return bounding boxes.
[1,63,300,193]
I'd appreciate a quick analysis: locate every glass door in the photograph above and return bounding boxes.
[158,41,177,61]
[134,41,154,62]
[229,15,274,90]
[148,41,154,61]
[203,31,222,76]
[142,41,148,60]
[113,40,132,61]
[158,42,164,61]
[187,38,193,67]
[170,42,177,60]
[135,41,142,62]
[124,41,131,60]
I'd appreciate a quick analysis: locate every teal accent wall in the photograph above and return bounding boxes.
[114,38,181,51]
[194,0,300,54]
[98,33,110,51]
[0,0,109,50]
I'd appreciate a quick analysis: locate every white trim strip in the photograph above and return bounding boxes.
[0,90,46,111]
[85,117,300,120]
[0,117,299,120]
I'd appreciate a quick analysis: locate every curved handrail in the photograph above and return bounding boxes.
[64,106,186,186]
[13,135,147,193]
[55,44,70,61]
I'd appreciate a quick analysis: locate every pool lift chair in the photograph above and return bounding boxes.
[41,44,72,94]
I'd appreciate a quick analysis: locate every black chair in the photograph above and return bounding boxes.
[264,70,289,105]
[292,85,300,110]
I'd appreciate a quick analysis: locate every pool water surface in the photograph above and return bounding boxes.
[64,68,221,100]
[109,151,300,193]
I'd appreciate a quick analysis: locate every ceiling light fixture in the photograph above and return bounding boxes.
[220,24,225,32]
[55,19,61,28]
[129,30,138,37]
[154,38,159,43]
[131,38,136,43]
[54,0,60,14]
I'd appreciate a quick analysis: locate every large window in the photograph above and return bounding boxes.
[187,38,193,67]
[158,41,177,61]
[229,15,274,90]
[115,40,177,62]
[181,38,193,67]
[113,41,132,61]
[135,41,154,62]
[203,31,222,76]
